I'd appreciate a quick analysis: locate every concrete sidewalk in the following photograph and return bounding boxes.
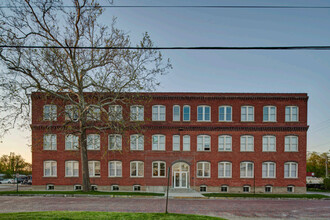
[166,188,205,198]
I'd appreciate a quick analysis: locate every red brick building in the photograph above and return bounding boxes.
[31,92,308,193]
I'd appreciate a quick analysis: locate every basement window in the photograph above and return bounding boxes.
[200,185,207,192]
[287,185,294,193]
[221,185,228,192]
[74,185,82,191]
[133,185,141,191]
[91,185,98,191]
[243,186,250,193]
[111,185,119,191]
[46,184,54,190]
[265,186,272,193]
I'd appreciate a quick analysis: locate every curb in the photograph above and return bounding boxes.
[0,194,164,198]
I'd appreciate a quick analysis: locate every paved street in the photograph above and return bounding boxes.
[0,196,329,219]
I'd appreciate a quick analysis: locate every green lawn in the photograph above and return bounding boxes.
[203,193,329,199]
[0,211,224,220]
[307,188,330,193]
[0,191,164,196]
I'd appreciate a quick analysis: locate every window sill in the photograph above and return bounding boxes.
[197,151,211,152]
[43,149,57,151]
[152,176,166,178]
[87,149,100,151]
[263,121,277,123]
[218,120,232,122]
[90,176,101,178]
[218,150,232,152]
[108,176,122,178]
[65,149,79,151]
[196,176,211,179]
[262,151,277,152]
[130,176,144,178]
[284,151,299,152]
[108,149,123,151]
[285,121,300,123]
[284,177,298,179]
[218,177,232,179]
[43,176,57,178]
[65,176,79,178]
[240,121,255,122]
[262,177,276,179]
[197,120,212,122]
[240,151,255,152]
[240,177,254,179]
[130,149,144,151]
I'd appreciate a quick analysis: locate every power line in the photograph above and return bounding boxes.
[1,45,330,50]
[1,5,330,9]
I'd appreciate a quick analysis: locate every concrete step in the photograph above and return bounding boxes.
[166,188,205,198]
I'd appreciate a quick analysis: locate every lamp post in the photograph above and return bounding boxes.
[165,166,171,214]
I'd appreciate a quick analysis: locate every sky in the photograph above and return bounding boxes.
[1,0,330,162]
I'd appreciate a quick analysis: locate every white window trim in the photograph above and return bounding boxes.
[130,134,144,151]
[130,161,144,178]
[172,135,180,151]
[197,135,211,151]
[152,161,166,178]
[43,134,57,151]
[218,135,232,152]
[182,135,191,151]
[197,105,211,122]
[262,162,276,178]
[65,160,79,177]
[196,161,211,178]
[183,105,191,121]
[220,185,229,192]
[240,135,254,152]
[218,105,232,122]
[108,105,123,121]
[262,135,276,152]
[65,105,79,121]
[43,160,57,177]
[240,162,254,178]
[130,105,144,121]
[87,106,101,121]
[65,134,79,151]
[152,105,166,121]
[218,161,232,178]
[46,184,55,190]
[263,105,277,122]
[43,104,57,121]
[108,161,122,177]
[152,134,166,151]
[285,106,299,122]
[241,105,254,122]
[285,135,298,152]
[173,105,180,121]
[265,185,273,193]
[108,134,122,150]
[88,161,101,177]
[133,185,141,191]
[287,185,295,193]
[111,185,119,191]
[74,184,82,191]
[243,185,251,193]
[87,134,100,150]
[284,162,298,178]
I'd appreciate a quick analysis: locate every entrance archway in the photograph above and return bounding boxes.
[172,162,190,188]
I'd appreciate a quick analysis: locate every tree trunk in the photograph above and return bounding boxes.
[80,123,91,192]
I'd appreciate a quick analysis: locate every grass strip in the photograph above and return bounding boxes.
[0,190,164,196]
[203,193,329,199]
[0,211,224,220]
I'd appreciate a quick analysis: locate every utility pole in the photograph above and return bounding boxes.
[165,166,170,214]
[326,154,328,179]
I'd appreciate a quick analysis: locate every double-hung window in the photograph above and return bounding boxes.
[240,135,254,152]
[65,105,78,121]
[218,162,232,178]
[183,135,190,151]
[173,135,180,151]
[87,106,100,121]
[285,136,298,152]
[43,134,57,150]
[197,162,211,178]
[43,105,57,121]
[285,106,299,122]
[241,106,254,122]
[44,160,57,177]
[197,105,211,121]
[197,135,211,151]
[284,162,298,178]
[219,106,232,121]
[87,134,100,150]
[88,161,101,177]
[152,135,165,150]
[240,162,254,178]
[152,105,166,121]
[108,134,122,150]
[65,161,79,177]
[262,135,276,152]
[130,134,144,150]
[152,161,166,177]
[183,105,191,121]
[65,134,79,150]
[109,105,122,121]
[262,162,276,178]
[109,161,122,177]
[130,105,144,121]
[218,135,232,151]
[263,106,276,122]
[173,105,180,121]
[130,161,144,177]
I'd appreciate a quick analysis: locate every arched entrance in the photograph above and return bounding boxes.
[172,162,190,188]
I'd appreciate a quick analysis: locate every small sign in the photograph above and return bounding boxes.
[16,173,19,178]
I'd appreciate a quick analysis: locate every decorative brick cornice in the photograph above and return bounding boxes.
[30,124,309,132]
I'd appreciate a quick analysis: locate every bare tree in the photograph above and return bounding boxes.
[0,0,171,191]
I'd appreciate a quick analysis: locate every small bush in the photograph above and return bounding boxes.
[324,178,330,190]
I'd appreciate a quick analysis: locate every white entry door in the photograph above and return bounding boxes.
[174,171,188,188]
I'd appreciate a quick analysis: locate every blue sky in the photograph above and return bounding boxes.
[1,0,330,161]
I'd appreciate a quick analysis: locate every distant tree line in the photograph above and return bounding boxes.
[306,151,329,178]
[0,153,32,178]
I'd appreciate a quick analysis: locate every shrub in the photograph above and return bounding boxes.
[324,178,330,190]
